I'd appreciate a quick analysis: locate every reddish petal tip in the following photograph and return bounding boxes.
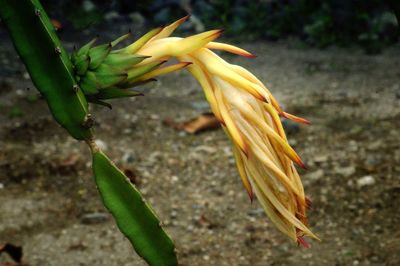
[245,53,257,59]
[297,237,311,248]
[300,162,308,170]
[248,192,254,203]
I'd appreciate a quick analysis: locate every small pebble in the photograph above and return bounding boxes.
[335,166,356,177]
[357,175,375,187]
[95,139,108,151]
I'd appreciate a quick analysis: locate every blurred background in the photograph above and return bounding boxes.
[0,1,399,266]
[39,0,400,53]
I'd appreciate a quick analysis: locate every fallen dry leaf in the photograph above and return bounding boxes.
[58,154,81,168]
[163,112,220,134]
[0,243,22,263]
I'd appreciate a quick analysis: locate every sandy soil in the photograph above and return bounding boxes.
[0,30,399,266]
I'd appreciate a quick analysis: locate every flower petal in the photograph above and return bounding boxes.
[206,42,256,58]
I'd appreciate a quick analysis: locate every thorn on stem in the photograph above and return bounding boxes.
[54,47,62,55]
[73,85,79,92]
[82,114,95,128]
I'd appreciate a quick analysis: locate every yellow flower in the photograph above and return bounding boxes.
[131,17,319,245]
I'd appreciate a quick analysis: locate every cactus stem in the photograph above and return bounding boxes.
[85,137,100,153]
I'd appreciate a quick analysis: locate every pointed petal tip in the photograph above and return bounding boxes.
[299,160,307,170]
[180,14,191,22]
[281,112,311,125]
[204,29,224,40]
[235,50,256,58]
[243,52,257,58]
[297,237,311,248]
[169,15,190,27]
[153,26,165,35]
[249,192,254,203]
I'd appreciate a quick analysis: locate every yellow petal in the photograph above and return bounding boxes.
[246,160,319,240]
[175,30,224,55]
[124,27,163,54]
[150,15,190,41]
[214,86,248,154]
[138,30,223,65]
[206,42,255,58]
[232,145,253,201]
[249,142,302,197]
[192,49,268,101]
[263,102,287,140]
[133,62,192,81]
[229,64,282,112]
[179,54,223,121]
[281,111,311,125]
[248,175,298,241]
[226,92,304,168]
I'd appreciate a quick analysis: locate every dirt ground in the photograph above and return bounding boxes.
[0,28,399,265]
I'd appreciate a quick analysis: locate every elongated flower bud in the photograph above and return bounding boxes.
[72,17,318,245]
[132,18,319,245]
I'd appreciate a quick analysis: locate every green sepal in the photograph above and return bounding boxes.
[79,71,100,95]
[87,97,113,109]
[75,54,91,76]
[77,37,98,57]
[88,43,112,69]
[96,87,143,99]
[70,50,78,65]
[115,27,162,54]
[127,61,165,81]
[111,32,132,47]
[93,64,128,89]
[104,53,149,69]
[92,151,178,266]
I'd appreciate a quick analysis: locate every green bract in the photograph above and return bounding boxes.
[71,34,161,108]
